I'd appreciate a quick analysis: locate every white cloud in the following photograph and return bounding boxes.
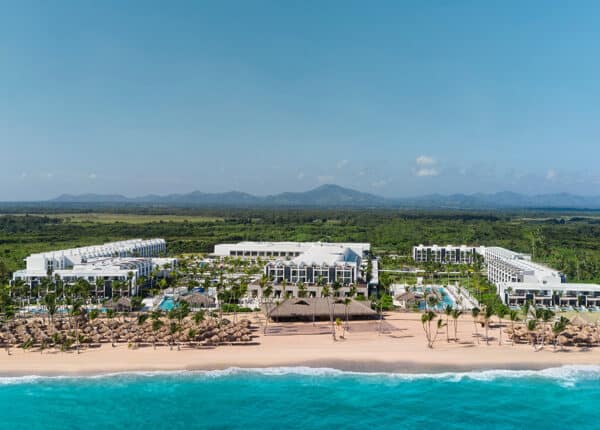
[416,155,435,166]
[415,168,439,177]
[297,172,305,180]
[317,175,334,184]
[47,173,54,179]
[414,156,439,177]
[21,172,27,178]
[336,159,349,169]
[89,173,97,180]
[546,169,557,180]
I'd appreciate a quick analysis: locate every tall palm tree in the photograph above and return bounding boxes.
[342,297,352,331]
[538,309,554,349]
[508,310,520,346]
[451,308,463,342]
[421,311,444,348]
[527,319,538,349]
[137,314,149,348]
[496,305,508,345]
[106,308,116,347]
[552,316,569,350]
[262,285,273,335]
[321,285,336,341]
[151,318,164,349]
[444,305,452,342]
[483,306,494,345]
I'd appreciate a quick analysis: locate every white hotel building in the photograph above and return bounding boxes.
[214,241,370,298]
[213,241,370,260]
[13,239,168,295]
[412,244,479,264]
[482,246,600,308]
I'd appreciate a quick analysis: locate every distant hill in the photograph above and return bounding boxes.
[49,185,600,209]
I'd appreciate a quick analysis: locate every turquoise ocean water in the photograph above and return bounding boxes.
[1,366,599,429]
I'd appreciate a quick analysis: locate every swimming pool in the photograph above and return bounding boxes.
[159,298,175,311]
[418,287,455,310]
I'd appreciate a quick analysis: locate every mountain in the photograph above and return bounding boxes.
[51,185,385,207]
[49,186,600,209]
[264,184,385,206]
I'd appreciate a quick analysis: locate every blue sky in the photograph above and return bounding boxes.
[2,1,600,200]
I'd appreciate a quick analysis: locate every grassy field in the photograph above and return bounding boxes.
[6,213,225,224]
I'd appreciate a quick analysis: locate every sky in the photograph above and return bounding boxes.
[2,1,600,200]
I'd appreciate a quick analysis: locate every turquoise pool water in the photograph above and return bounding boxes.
[1,366,600,429]
[159,298,175,311]
[418,287,455,310]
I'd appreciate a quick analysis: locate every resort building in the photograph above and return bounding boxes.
[482,246,600,309]
[483,247,565,285]
[412,244,479,264]
[12,239,169,294]
[498,282,600,308]
[264,245,361,284]
[213,241,370,260]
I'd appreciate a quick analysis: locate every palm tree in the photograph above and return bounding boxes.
[483,306,494,345]
[106,308,116,347]
[342,297,352,331]
[527,319,538,349]
[151,318,164,349]
[298,281,306,298]
[137,314,149,348]
[262,284,273,335]
[496,305,508,345]
[538,309,554,349]
[421,311,444,348]
[69,299,83,354]
[444,305,452,342]
[43,293,57,329]
[95,278,105,303]
[321,285,336,341]
[508,310,520,346]
[471,307,480,344]
[451,308,463,342]
[552,316,569,350]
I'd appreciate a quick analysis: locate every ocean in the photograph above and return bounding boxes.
[0,366,599,429]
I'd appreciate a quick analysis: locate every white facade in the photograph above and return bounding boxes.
[412,244,479,264]
[264,245,363,287]
[498,282,600,308]
[213,241,370,260]
[479,246,600,307]
[483,247,565,285]
[13,239,168,293]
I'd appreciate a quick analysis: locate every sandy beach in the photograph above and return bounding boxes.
[1,312,599,376]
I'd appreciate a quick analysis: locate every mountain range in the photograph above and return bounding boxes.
[49,185,600,209]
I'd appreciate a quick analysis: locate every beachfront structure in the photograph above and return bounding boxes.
[264,244,362,286]
[498,282,600,308]
[412,244,479,264]
[213,241,370,260]
[483,246,565,285]
[263,297,377,321]
[12,239,168,292]
[479,246,600,308]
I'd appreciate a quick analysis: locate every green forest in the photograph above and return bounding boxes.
[1,209,600,284]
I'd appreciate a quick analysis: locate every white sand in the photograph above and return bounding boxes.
[1,312,599,376]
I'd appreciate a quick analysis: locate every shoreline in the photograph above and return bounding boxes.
[1,312,600,378]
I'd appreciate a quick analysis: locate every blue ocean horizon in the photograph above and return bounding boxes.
[1,366,599,429]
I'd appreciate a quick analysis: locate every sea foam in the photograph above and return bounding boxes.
[1,365,600,386]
